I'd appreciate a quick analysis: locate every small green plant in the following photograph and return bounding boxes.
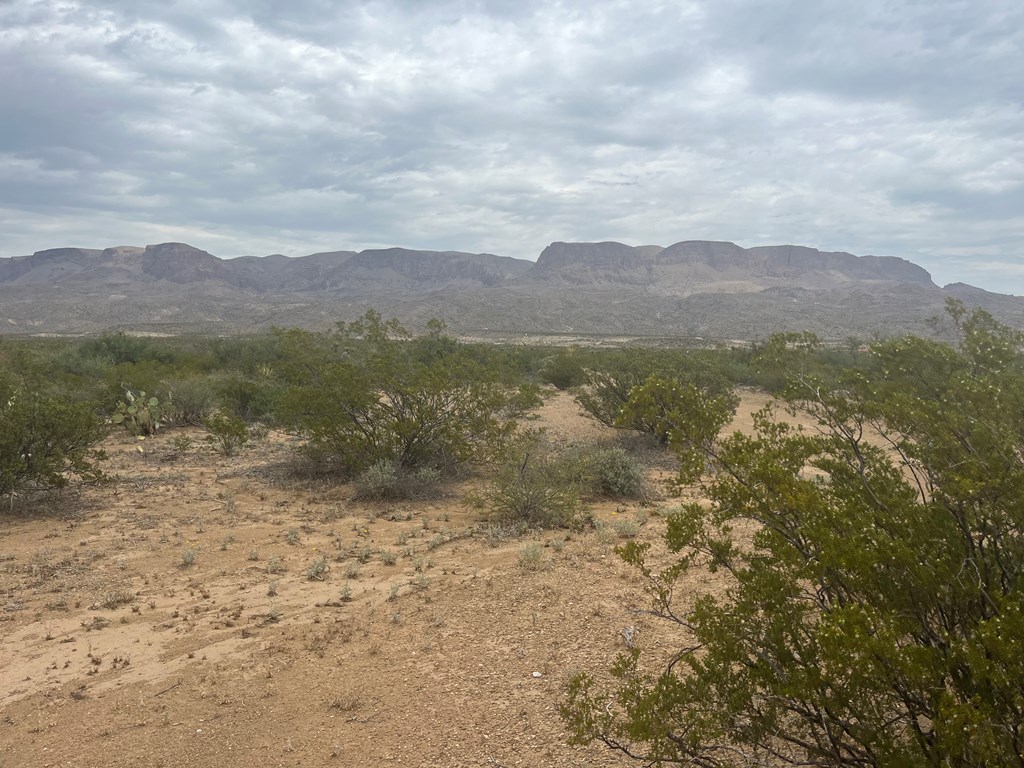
[387,583,400,602]
[339,582,353,602]
[112,389,164,436]
[344,562,360,579]
[594,521,618,546]
[285,528,300,545]
[611,517,641,538]
[203,412,249,456]
[180,547,198,568]
[267,579,279,596]
[306,557,329,581]
[380,550,398,566]
[354,461,443,500]
[517,542,545,571]
[266,556,284,574]
[168,434,194,457]
[482,437,582,529]
[247,549,260,561]
[99,588,134,609]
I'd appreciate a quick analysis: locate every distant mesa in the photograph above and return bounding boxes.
[534,240,933,289]
[0,238,1011,340]
[1,238,934,292]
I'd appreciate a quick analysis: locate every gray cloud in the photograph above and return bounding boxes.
[1,0,1022,291]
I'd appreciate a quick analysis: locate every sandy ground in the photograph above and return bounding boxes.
[0,390,784,767]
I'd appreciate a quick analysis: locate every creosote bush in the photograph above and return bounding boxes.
[574,350,734,439]
[0,385,107,499]
[277,311,539,478]
[203,412,250,456]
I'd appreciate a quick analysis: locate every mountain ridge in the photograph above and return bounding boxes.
[1,239,1019,341]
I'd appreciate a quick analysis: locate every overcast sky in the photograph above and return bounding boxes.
[1,0,1022,291]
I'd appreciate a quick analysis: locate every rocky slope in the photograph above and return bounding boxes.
[0,239,1019,341]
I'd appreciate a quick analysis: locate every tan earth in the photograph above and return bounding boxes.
[0,390,789,767]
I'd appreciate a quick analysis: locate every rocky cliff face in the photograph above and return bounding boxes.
[0,247,104,283]
[533,241,660,271]
[343,248,531,289]
[140,243,228,283]
[533,240,934,289]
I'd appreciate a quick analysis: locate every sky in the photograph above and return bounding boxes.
[1,0,1022,292]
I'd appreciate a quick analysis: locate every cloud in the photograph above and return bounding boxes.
[1,0,1022,291]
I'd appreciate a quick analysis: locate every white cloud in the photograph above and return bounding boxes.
[0,0,1022,291]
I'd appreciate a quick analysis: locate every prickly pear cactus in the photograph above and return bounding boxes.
[112,389,164,436]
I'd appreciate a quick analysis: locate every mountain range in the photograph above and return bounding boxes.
[1,240,1020,342]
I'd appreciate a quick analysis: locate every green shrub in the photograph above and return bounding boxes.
[0,387,107,498]
[203,412,250,456]
[160,377,218,425]
[217,375,282,424]
[560,445,646,499]
[618,376,738,481]
[277,310,539,477]
[575,350,734,438]
[540,351,587,390]
[481,438,582,529]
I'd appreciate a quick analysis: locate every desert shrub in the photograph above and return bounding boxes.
[216,375,283,424]
[610,516,641,538]
[160,377,218,425]
[575,349,734,438]
[540,350,588,390]
[517,542,545,571]
[277,310,539,477]
[480,437,582,529]
[563,302,1024,767]
[78,333,174,366]
[352,459,442,500]
[561,444,646,499]
[306,557,329,581]
[617,376,738,480]
[0,386,107,498]
[203,412,249,456]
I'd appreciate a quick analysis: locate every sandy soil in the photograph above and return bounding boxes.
[0,390,783,767]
